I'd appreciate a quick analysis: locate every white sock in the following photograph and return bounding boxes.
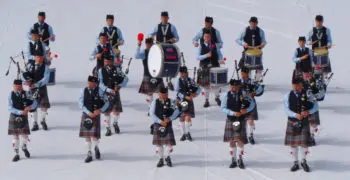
[113,115,120,124]
[185,121,191,134]
[229,146,237,159]
[157,146,164,159]
[255,70,263,82]
[248,123,255,135]
[22,136,28,148]
[204,89,210,99]
[179,121,185,135]
[146,95,153,104]
[103,114,111,128]
[29,111,38,124]
[12,138,19,151]
[165,145,173,157]
[310,126,318,135]
[39,109,48,122]
[237,146,244,158]
[93,139,100,148]
[86,141,92,152]
[215,88,220,98]
[291,147,298,162]
[300,147,309,160]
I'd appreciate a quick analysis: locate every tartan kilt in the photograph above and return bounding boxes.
[223,117,248,144]
[152,123,176,146]
[197,67,210,87]
[284,118,312,147]
[107,91,123,113]
[31,86,50,108]
[79,114,101,139]
[138,75,164,95]
[179,100,195,120]
[309,111,320,125]
[292,69,303,81]
[319,60,332,73]
[8,113,30,135]
[245,100,258,120]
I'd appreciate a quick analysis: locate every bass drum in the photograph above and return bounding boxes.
[148,43,181,78]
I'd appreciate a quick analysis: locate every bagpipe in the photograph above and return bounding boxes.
[14,93,35,129]
[84,96,105,130]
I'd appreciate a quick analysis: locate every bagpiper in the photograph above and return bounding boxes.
[98,54,128,136]
[221,79,255,169]
[283,77,317,172]
[78,76,109,163]
[149,87,180,167]
[8,79,38,162]
[174,66,201,141]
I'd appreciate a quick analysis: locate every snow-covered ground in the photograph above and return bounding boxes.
[1,0,350,179]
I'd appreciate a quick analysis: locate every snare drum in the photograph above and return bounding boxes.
[313,48,329,68]
[210,67,228,86]
[148,43,181,78]
[48,68,56,86]
[244,48,263,69]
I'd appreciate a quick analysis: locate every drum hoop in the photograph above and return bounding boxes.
[314,49,328,55]
[245,49,262,56]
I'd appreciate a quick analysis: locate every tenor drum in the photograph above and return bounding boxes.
[148,43,181,78]
[313,48,329,68]
[244,48,263,69]
[210,67,228,86]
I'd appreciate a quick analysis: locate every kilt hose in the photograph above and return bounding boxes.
[152,122,176,146]
[138,75,164,95]
[284,118,312,147]
[223,116,248,146]
[8,113,30,135]
[79,114,101,139]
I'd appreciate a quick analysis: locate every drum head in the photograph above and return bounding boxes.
[314,48,328,55]
[148,45,163,78]
[210,67,228,73]
[246,48,262,56]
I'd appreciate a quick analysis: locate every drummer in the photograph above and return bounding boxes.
[306,15,333,78]
[96,14,124,58]
[148,11,180,44]
[196,29,224,108]
[135,37,164,107]
[192,16,223,48]
[235,16,267,80]
[292,36,313,81]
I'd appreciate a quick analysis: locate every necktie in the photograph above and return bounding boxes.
[109,27,112,32]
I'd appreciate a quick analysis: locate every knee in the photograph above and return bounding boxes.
[85,138,91,142]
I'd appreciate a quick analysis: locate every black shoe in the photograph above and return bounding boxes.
[156,158,164,167]
[95,146,100,160]
[85,151,93,163]
[215,96,221,106]
[229,157,237,168]
[301,159,310,172]
[237,157,245,169]
[41,121,48,131]
[105,127,112,136]
[150,124,154,135]
[31,123,39,131]
[203,99,210,108]
[165,156,172,167]
[22,145,30,158]
[187,133,193,141]
[113,123,120,134]
[249,135,255,145]
[12,154,20,162]
[290,161,300,172]
[180,134,186,141]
